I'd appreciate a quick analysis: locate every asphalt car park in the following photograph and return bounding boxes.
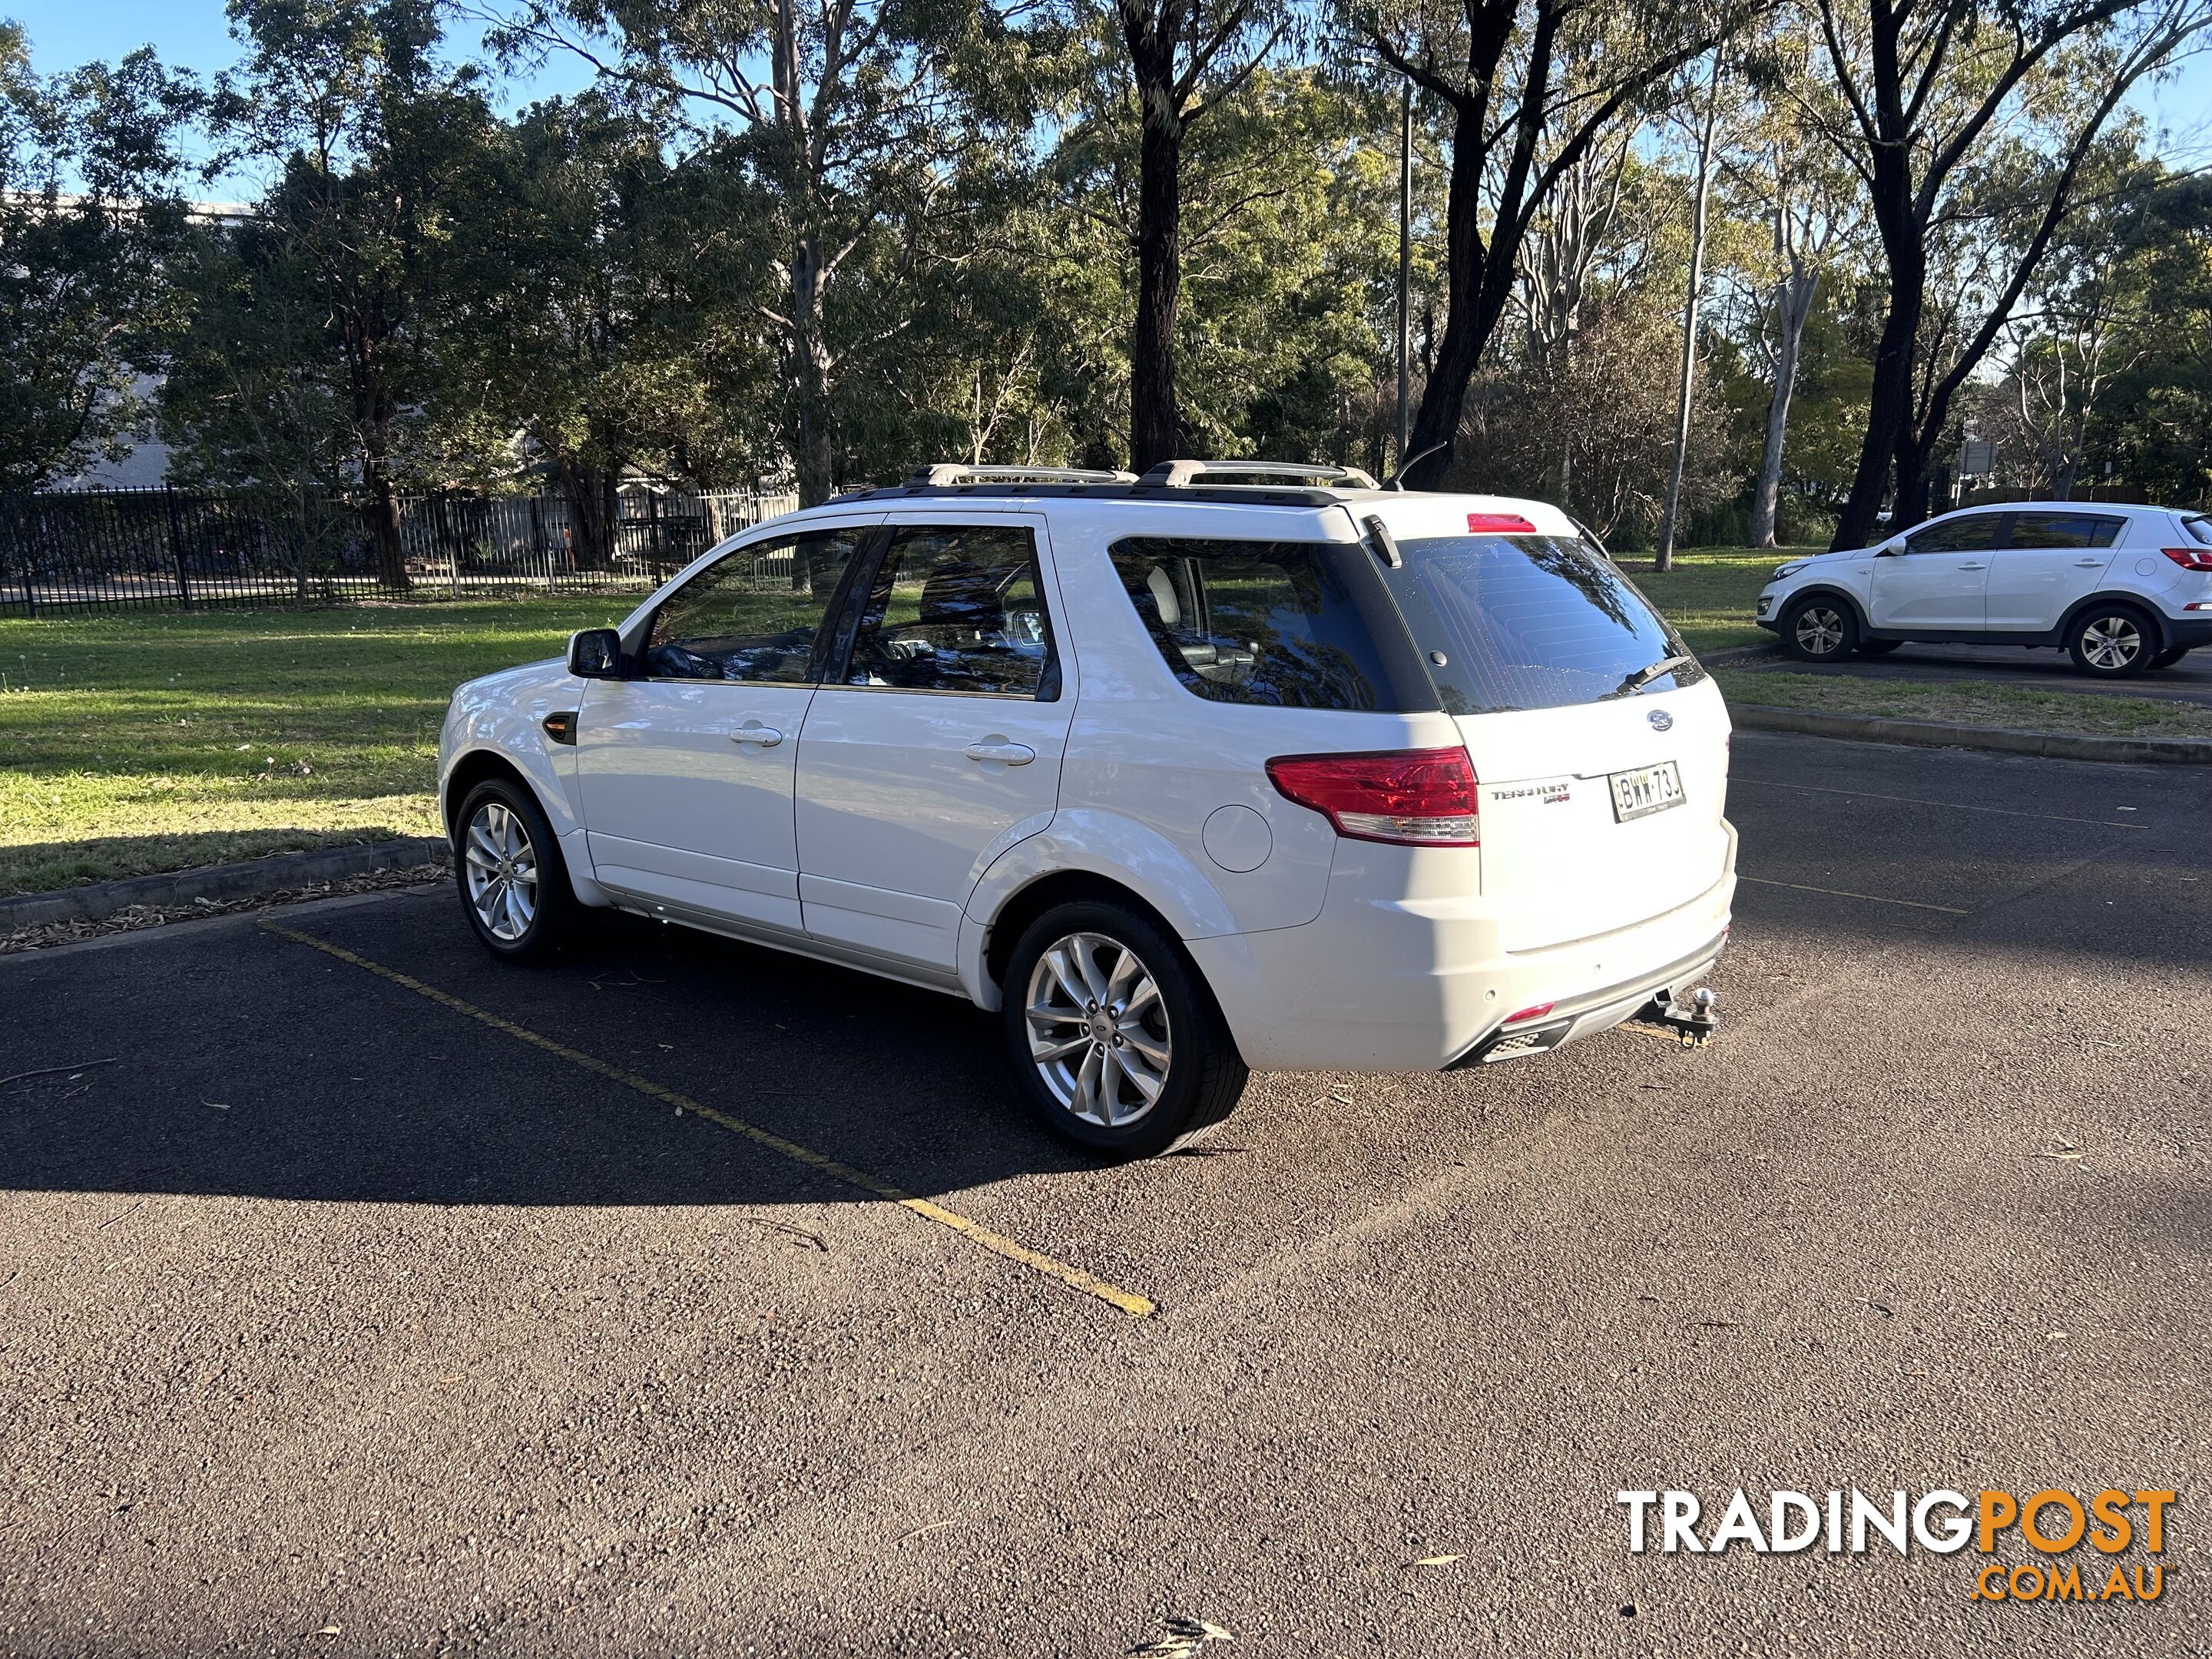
[2,730,2207,1657]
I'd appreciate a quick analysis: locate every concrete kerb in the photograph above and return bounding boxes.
[2,836,451,932]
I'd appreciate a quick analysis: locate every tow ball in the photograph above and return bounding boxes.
[1634,985,1718,1048]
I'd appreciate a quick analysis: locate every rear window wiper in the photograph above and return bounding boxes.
[1605,654,1694,700]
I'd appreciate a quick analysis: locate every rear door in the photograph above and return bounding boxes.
[1871,511,2008,628]
[1983,509,2125,630]
[793,515,1073,972]
[1371,528,1732,952]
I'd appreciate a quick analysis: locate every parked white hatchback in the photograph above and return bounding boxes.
[439,462,1736,1154]
[1757,502,2212,676]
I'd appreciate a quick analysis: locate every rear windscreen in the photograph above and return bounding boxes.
[1379,535,1704,716]
[1108,537,1438,712]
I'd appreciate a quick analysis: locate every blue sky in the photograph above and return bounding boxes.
[11,0,2210,196]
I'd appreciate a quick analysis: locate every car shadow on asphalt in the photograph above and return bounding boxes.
[1,892,1115,1210]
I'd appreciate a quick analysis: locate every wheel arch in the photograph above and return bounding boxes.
[979,870,1186,1002]
[442,747,538,839]
[2058,591,2167,653]
[1781,584,1869,632]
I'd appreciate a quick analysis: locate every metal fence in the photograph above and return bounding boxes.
[0,484,800,616]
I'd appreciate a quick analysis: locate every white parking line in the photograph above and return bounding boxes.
[1732,778,2150,830]
[1738,876,1971,915]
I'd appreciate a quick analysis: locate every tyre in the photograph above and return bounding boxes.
[2065,604,2156,678]
[2150,644,2192,671]
[1780,595,1858,663]
[1856,639,1902,656]
[1001,899,1249,1157]
[454,776,579,961]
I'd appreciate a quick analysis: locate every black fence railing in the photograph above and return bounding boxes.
[0,485,799,617]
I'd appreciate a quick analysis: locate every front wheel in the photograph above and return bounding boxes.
[2066,605,2155,678]
[455,777,579,961]
[1001,900,1248,1157]
[1780,595,1858,663]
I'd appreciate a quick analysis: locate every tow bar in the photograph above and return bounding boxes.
[1631,985,1719,1048]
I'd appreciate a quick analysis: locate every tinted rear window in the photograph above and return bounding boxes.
[1108,537,1437,712]
[1379,535,1704,716]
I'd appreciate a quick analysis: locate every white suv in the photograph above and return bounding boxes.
[439,463,1737,1154]
[1757,502,2212,676]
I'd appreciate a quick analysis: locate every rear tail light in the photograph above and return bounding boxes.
[1467,512,1538,534]
[2161,547,2212,571]
[1266,748,1480,846]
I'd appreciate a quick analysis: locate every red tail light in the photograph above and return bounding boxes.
[2161,546,2212,571]
[1266,748,1480,846]
[1504,1002,1554,1025]
[1467,512,1537,534]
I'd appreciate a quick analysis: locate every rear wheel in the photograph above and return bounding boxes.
[455,777,579,961]
[2066,604,2155,678]
[1780,596,1857,663]
[1001,900,1247,1157]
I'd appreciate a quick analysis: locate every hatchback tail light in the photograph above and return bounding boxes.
[1266,748,1480,846]
[2161,546,2212,571]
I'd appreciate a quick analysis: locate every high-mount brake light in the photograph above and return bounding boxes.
[1467,512,1538,534]
[2161,546,2212,571]
[1265,749,1480,847]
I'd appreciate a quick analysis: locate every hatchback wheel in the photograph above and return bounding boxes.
[455,777,578,960]
[2067,605,2154,678]
[1002,899,1247,1157]
[1780,596,1857,663]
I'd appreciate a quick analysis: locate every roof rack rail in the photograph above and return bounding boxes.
[1137,459,1380,490]
[906,463,1137,486]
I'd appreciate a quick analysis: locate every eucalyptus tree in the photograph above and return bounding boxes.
[1344,0,1756,488]
[0,31,200,491]
[1810,0,2212,546]
[209,0,506,588]
[492,0,1027,503]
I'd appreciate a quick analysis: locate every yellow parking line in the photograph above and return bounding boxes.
[257,918,1156,1319]
[1738,876,1970,915]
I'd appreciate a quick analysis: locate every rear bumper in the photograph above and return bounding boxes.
[2162,617,2212,648]
[1186,823,1737,1073]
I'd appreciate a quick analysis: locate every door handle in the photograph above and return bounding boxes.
[730,723,783,747]
[2075,558,2104,567]
[1956,561,1987,571]
[965,740,1036,766]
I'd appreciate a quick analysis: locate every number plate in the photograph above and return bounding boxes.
[1609,760,1685,823]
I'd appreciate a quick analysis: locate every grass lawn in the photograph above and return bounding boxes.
[0,596,639,896]
[1622,545,1797,656]
[1714,668,2212,740]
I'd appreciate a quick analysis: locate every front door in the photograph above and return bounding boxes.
[795,516,1073,972]
[575,519,877,932]
[1870,510,2008,629]
[1982,509,2125,631]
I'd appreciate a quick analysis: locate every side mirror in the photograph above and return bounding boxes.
[1875,541,1904,557]
[567,628,624,678]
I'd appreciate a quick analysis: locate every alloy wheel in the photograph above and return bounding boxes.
[1794,606,1846,657]
[464,800,538,942]
[1023,932,1173,1128]
[2080,614,2143,671]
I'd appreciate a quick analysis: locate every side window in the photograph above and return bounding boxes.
[643,528,867,683]
[843,524,1058,698]
[2008,512,2124,550]
[1108,537,1426,712]
[1905,513,2009,555]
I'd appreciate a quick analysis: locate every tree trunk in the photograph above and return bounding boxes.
[1402,95,1513,490]
[556,455,620,570]
[1129,88,1183,473]
[1656,61,1723,571]
[1833,224,1922,549]
[788,235,836,505]
[1749,266,1819,548]
[361,458,408,591]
